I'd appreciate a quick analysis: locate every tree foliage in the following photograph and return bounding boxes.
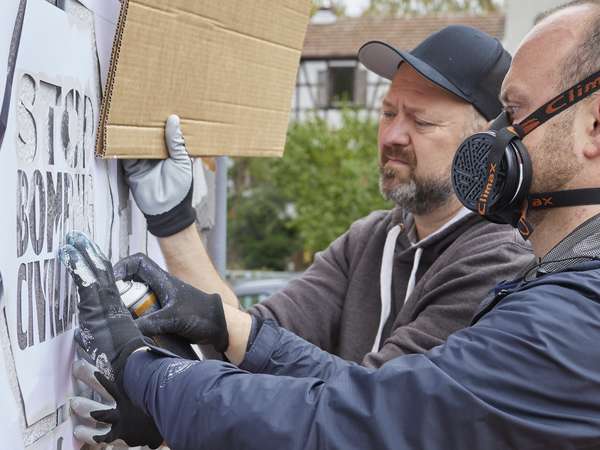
[274,111,389,255]
[228,182,301,271]
[228,110,390,270]
[363,0,503,16]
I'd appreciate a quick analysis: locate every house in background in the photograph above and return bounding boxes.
[293,9,505,125]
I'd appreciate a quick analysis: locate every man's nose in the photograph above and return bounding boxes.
[380,116,410,148]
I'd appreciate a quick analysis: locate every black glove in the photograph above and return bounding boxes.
[114,253,230,353]
[59,231,147,383]
[71,359,163,449]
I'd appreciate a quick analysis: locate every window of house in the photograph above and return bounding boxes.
[329,67,355,105]
[317,64,367,109]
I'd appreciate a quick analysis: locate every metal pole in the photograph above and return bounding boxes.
[208,156,228,277]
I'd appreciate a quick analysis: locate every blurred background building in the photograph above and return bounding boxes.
[292,0,565,126]
[294,12,504,125]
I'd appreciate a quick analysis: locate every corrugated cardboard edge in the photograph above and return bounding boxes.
[95,0,129,158]
[96,1,309,160]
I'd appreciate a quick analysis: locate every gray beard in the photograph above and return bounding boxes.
[380,175,453,215]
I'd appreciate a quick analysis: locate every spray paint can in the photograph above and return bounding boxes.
[116,279,198,360]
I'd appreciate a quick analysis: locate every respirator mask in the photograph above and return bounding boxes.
[452,69,600,239]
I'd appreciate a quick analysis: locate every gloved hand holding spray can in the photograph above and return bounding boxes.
[116,279,199,360]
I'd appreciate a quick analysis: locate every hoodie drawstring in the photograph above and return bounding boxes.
[404,247,423,303]
[372,224,402,353]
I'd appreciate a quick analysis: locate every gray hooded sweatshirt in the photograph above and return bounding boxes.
[250,206,533,367]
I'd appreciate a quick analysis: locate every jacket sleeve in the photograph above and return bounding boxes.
[239,319,359,380]
[124,285,594,450]
[363,231,533,368]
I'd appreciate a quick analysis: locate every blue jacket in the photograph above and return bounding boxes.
[124,261,600,450]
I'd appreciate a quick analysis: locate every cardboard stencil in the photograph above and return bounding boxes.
[96,0,311,159]
[26,419,81,450]
[0,0,119,426]
[0,0,171,443]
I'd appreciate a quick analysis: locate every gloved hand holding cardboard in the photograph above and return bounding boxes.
[122,114,196,237]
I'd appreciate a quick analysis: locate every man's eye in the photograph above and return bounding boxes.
[415,118,434,127]
[504,106,518,121]
[381,111,395,119]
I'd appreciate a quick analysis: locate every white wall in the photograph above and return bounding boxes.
[503,0,566,54]
[0,1,211,448]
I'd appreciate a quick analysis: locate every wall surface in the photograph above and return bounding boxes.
[0,1,187,449]
[503,0,566,54]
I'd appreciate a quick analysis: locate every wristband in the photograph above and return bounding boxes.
[145,186,196,237]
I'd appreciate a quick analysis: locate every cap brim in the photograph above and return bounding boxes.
[358,40,470,103]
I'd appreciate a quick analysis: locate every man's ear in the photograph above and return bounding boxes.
[583,94,600,159]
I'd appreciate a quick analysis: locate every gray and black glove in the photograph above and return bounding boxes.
[70,359,163,449]
[123,114,196,237]
[114,253,229,353]
[59,231,148,383]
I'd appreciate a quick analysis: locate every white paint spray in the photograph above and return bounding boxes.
[86,238,110,271]
[94,352,114,382]
[59,249,97,287]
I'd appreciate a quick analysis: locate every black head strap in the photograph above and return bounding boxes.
[529,189,600,210]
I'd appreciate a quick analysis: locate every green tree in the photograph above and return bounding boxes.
[273,110,389,255]
[228,110,391,270]
[227,156,301,270]
[228,184,301,271]
[363,0,503,16]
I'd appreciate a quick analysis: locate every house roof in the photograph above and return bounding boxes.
[301,13,506,60]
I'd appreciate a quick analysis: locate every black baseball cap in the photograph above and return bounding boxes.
[357,25,511,120]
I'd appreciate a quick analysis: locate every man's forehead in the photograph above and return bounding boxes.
[389,65,437,93]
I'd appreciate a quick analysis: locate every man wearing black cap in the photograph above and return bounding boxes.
[102,25,531,371]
